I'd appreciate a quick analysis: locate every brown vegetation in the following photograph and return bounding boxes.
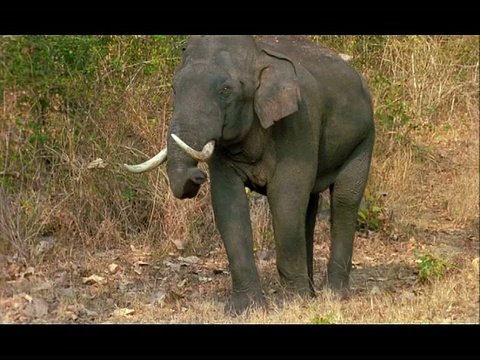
[0,35,478,323]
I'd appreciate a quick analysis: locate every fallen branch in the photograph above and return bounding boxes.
[0,171,20,178]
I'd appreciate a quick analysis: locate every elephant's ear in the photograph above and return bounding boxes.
[254,49,301,129]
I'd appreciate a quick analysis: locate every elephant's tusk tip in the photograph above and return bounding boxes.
[123,147,168,174]
[123,163,139,173]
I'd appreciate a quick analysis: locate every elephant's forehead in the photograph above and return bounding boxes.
[181,39,256,75]
[187,35,256,54]
[174,61,230,87]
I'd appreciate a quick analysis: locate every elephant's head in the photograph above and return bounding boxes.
[124,35,301,199]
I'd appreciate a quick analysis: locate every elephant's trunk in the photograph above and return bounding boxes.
[166,126,216,199]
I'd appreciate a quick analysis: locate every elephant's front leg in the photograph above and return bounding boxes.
[267,174,314,298]
[209,160,265,315]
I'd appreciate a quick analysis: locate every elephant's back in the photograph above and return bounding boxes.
[258,35,345,64]
[258,35,366,98]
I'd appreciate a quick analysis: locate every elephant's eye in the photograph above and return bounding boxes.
[219,83,232,96]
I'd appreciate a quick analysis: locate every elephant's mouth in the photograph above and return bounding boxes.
[169,135,214,198]
[170,166,208,199]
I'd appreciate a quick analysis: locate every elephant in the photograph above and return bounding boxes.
[124,35,375,315]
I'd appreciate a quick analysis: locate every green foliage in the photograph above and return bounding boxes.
[0,177,15,191]
[415,251,452,283]
[121,188,137,202]
[357,194,385,231]
[357,204,383,231]
[1,36,107,109]
[0,35,189,243]
[372,76,411,131]
[0,35,187,115]
[311,312,338,324]
[27,121,50,144]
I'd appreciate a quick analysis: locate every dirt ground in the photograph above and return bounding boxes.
[1,212,478,324]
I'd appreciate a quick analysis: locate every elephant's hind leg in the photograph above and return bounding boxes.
[325,136,373,294]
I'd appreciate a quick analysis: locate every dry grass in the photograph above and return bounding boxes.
[0,35,478,324]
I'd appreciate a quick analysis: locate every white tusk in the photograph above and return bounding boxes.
[171,133,215,162]
[123,148,167,173]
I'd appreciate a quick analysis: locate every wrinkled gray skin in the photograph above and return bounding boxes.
[166,35,374,315]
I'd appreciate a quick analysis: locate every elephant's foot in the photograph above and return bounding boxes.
[224,290,266,316]
[279,275,315,299]
[321,272,351,300]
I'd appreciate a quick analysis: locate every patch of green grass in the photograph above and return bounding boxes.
[311,312,339,324]
[121,188,137,202]
[415,251,452,283]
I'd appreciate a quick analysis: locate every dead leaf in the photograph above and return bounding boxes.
[406,237,417,252]
[339,53,353,62]
[112,308,135,317]
[171,238,186,250]
[212,268,227,275]
[87,158,107,169]
[472,257,479,275]
[132,261,148,274]
[108,263,119,274]
[178,256,201,265]
[352,260,362,269]
[64,305,80,321]
[22,266,35,278]
[82,274,107,285]
[130,245,152,257]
